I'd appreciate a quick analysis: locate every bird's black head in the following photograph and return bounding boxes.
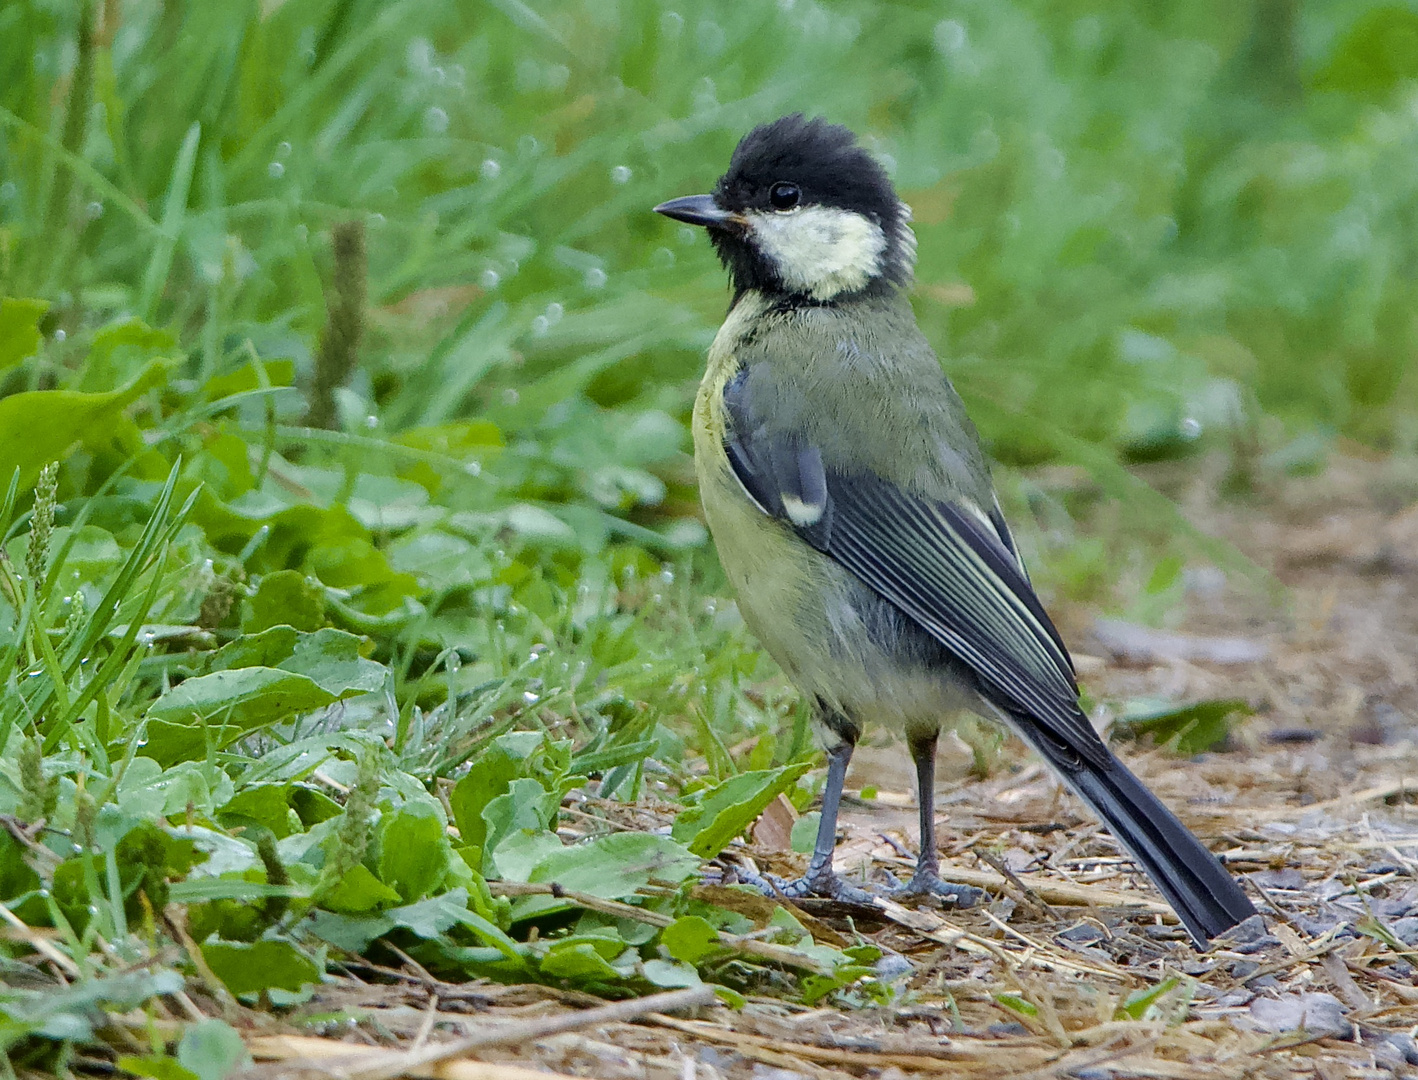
[655,114,915,302]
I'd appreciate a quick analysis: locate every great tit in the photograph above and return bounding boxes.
[655,114,1256,946]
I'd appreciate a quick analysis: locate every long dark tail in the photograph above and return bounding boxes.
[1032,740,1256,946]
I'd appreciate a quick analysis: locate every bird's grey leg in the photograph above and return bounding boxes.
[743,724,874,904]
[893,732,985,907]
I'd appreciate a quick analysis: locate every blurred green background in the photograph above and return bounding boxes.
[2,0,1418,761]
[7,0,1418,465]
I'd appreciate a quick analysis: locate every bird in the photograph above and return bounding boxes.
[654,114,1257,947]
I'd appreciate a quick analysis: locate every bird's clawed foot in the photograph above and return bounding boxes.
[890,869,985,908]
[733,863,876,905]
[728,861,982,908]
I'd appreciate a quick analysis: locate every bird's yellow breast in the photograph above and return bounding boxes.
[693,293,828,682]
[691,293,971,730]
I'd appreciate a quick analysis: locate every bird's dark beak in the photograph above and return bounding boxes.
[653,194,745,231]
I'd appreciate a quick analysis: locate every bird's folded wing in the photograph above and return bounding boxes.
[723,394,1107,768]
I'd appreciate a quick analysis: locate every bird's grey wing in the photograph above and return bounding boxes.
[722,370,1104,767]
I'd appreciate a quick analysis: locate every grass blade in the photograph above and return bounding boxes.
[138,121,201,322]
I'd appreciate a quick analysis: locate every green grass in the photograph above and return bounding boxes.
[1,0,1416,1070]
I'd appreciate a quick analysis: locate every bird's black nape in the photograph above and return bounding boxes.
[710,114,913,300]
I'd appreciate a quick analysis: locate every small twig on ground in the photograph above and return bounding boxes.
[244,1037,582,1080]
[1006,1037,1157,1080]
[0,900,80,978]
[647,1013,1058,1073]
[487,881,836,974]
[973,845,1064,921]
[878,858,1176,919]
[165,906,239,1015]
[385,943,439,994]
[256,986,716,1080]
[408,994,439,1054]
[172,989,208,1023]
[1320,951,1372,1012]
[1250,777,1418,819]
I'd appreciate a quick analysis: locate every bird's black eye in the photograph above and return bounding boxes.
[769,182,800,210]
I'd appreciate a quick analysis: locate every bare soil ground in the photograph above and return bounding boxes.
[241,456,1418,1080]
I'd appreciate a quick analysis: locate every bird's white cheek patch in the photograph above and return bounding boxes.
[748,206,887,300]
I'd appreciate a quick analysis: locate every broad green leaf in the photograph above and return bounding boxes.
[291,785,343,826]
[995,993,1039,1018]
[34,1012,96,1041]
[712,986,747,1009]
[305,910,396,954]
[177,1019,251,1080]
[671,764,811,858]
[0,359,171,486]
[512,832,699,920]
[243,570,326,633]
[1314,7,1418,97]
[456,907,526,962]
[642,959,703,988]
[7,969,184,1046]
[52,525,125,579]
[377,803,450,903]
[208,626,301,671]
[0,296,47,370]
[449,732,550,856]
[143,668,344,765]
[144,632,383,764]
[77,316,177,392]
[167,878,303,903]
[1116,976,1181,1021]
[218,783,296,838]
[388,530,492,588]
[661,915,721,964]
[1115,698,1253,755]
[843,943,883,964]
[320,863,402,914]
[539,940,621,981]
[791,812,821,854]
[130,760,234,818]
[200,938,321,996]
[277,628,387,696]
[482,777,560,870]
[204,357,295,400]
[115,1057,200,1080]
[800,965,877,1006]
[0,831,42,920]
[387,889,474,938]
[485,828,564,883]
